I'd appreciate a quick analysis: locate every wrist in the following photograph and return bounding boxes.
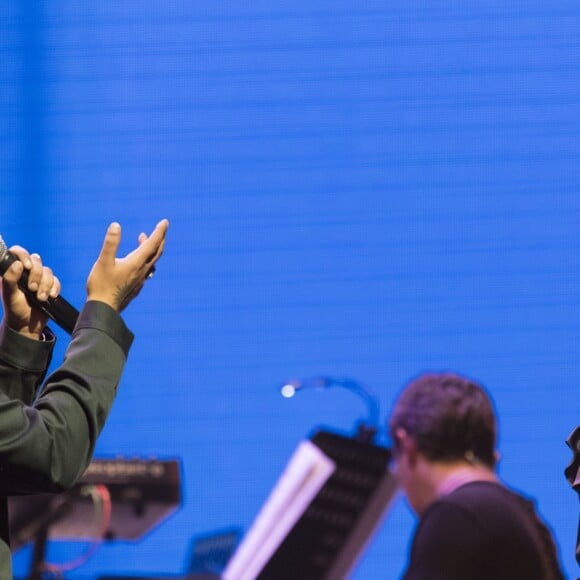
[2,318,47,341]
[13,328,45,341]
[0,321,55,373]
[86,293,121,313]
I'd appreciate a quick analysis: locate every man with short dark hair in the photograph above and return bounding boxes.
[389,372,565,580]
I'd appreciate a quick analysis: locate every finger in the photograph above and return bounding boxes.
[148,219,169,246]
[8,246,33,270]
[126,219,168,267]
[97,222,122,266]
[1,259,24,285]
[36,266,56,302]
[141,219,168,254]
[27,253,44,292]
[145,219,169,263]
[48,275,61,298]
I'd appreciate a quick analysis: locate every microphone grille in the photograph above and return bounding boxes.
[0,236,6,258]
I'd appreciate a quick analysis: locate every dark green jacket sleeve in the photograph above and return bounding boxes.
[0,300,133,495]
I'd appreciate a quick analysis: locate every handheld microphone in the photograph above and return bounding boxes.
[0,236,79,334]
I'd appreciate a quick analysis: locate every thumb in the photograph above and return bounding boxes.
[97,222,122,265]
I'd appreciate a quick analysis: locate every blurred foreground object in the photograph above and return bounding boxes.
[9,457,181,577]
[565,426,580,566]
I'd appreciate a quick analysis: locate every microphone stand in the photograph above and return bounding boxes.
[25,499,75,580]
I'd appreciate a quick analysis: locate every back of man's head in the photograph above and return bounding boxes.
[389,372,497,468]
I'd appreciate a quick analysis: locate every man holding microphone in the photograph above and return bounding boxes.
[0,219,168,577]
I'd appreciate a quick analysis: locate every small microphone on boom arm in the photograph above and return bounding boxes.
[280,375,381,443]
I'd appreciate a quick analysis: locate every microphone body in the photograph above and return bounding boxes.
[0,237,79,334]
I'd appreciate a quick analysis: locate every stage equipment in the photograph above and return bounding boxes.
[9,457,181,578]
[96,526,241,580]
[223,427,397,580]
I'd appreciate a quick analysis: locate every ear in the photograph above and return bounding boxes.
[394,428,419,467]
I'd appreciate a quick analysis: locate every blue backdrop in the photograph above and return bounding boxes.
[1,1,579,577]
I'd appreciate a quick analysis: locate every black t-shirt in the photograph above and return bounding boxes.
[403,481,565,580]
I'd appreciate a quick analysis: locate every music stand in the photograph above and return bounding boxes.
[223,428,398,580]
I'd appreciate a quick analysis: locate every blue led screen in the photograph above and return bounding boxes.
[1,2,579,577]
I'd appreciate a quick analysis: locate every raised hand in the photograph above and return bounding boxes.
[86,219,169,312]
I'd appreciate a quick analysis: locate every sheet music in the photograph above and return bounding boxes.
[223,440,336,580]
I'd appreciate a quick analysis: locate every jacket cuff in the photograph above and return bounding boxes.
[0,322,55,372]
[73,301,134,357]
